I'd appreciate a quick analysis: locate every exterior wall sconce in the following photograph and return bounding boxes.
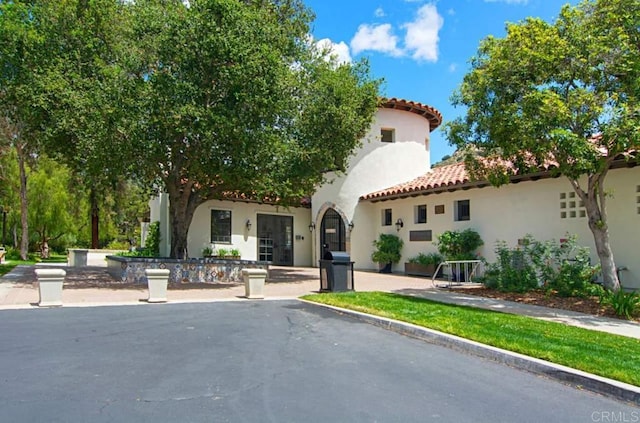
[348,221,354,232]
[395,218,404,232]
[308,222,316,232]
[245,219,252,231]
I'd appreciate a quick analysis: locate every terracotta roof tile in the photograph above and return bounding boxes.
[360,162,472,201]
[380,97,443,131]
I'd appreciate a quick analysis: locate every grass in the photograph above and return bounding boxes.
[302,291,640,386]
[0,253,67,276]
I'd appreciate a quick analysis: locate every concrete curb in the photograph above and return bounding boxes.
[301,299,640,406]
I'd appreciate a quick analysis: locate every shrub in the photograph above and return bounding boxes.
[483,234,600,297]
[371,234,403,264]
[483,240,539,292]
[230,248,241,257]
[600,290,640,319]
[145,222,161,257]
[437,229,483,260]
[408,252,444,266]
[216,248,229,258]
[531,236,600,297]
[202,247,213,257]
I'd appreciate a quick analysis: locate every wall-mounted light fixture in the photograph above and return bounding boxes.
[308,222,316,232]
[245,219,252,231]
[395,218,404,232]
[348,221,354,232]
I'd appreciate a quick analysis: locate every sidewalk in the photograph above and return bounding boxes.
[1,263,639,340]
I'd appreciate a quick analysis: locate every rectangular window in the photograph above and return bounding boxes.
[434,204,445,215]
[381,128,395,143]
[382,208,392,226]
[414,204,427,224]
[211,209,232,243]
[454,200,470,221]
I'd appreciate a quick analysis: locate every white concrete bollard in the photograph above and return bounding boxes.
[35,268,66,307]
[242,268,268,299]
[145,268,170,303]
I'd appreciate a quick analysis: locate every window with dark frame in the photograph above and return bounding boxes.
[381,128,395,143]
[435,204,445,214]
[382,208,392,226]
[415,204,427,224]
[211,209,232,243]
[455,200,470,221]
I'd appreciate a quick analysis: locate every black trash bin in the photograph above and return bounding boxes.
[319,251,354,292]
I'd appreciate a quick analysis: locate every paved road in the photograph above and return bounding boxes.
[0,301,636,422]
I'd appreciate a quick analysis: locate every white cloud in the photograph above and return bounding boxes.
[484,0,529,4]
[315,38,352,64]
[350,23,403,57]
[448,63,457,72]
[374,7,385,17]
[402,4,444,62]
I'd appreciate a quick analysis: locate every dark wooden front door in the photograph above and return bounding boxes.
[257,214,293,266]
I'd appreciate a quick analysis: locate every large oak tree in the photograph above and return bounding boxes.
[130,0,380,258]
[446,0,639,291]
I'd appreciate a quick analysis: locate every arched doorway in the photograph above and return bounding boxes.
[321,208,346,253]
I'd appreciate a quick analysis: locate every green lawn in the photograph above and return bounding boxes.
[0,253,67,276]
[302,291,640,386]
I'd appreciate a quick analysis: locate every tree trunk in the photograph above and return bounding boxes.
[90,189,99,249]
[571,173,621,292]
[166,180,202,259]
[16,143,28,261]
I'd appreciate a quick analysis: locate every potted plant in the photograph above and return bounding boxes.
[229,248,241,260]
[405,252,444,277]
[371,233,403,273]
[215,248,229,259]
[202,246,213,257]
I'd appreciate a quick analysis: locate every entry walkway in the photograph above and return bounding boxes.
[1,264,638,339]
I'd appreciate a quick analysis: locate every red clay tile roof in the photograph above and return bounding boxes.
[360,162,475,201]
[381,98,443,131]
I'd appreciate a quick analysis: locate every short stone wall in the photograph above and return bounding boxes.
[106,256,270,284]
[68,249,127,267]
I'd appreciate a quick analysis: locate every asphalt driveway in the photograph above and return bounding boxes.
[0,300,636,422]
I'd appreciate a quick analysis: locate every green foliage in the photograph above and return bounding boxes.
[216,248,229,258]
[230,248,241,258]
[446,0,639,291]
[533,236,600,297]
[600,290,640,320]
[408,252,444,266]
[202,247,213,257]
[371,234,404,264]
[484,241,539,293]
[483,234,600,297]
[144,222,161,257]
[436,229,484,260]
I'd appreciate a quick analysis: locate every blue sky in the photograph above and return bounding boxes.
[304,0,579,162]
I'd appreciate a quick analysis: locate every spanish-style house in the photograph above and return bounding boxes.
[150,98,640,290]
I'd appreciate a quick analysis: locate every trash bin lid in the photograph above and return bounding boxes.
[325,251,350,262]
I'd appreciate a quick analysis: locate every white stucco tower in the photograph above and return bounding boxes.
[310,98,442,266]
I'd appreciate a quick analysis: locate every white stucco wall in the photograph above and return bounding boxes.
[189,200,312,266]
[311,108,433,264]
[358,166,640,289]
